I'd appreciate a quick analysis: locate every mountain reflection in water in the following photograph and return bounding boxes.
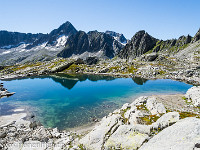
[1,74,192,130]
[50,73,147,90]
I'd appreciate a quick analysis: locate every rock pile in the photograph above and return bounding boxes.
[0,83,15,98]
[0,113,79,150]
[79,96,181,150]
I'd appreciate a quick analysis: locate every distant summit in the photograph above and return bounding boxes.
[0,31,45,49]
[57,30,124,59]
[118,29,200,59]
[105,31,128,44]
[0,21,127,64]
[119,30,158,59]
[26,21,77,49]
[0,21,200,65]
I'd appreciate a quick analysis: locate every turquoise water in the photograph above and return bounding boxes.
[0,74,192,130]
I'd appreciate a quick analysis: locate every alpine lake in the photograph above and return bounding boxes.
[0,74,192,130]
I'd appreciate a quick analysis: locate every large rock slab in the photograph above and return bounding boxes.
[139,117,200,150]
[50,61,74,73]
[141,53,158,61]
[104,125,149,150]
[79,114,121,150]
[151,112,180,130]
[130,96,148,106]
[185,86,200,107]
[146,97,166,115]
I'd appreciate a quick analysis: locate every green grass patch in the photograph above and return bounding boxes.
[78,144,86,150]
[179,112,200,119]
[120,107,131,124]
[139,115,160,125]
[136,104,148,111]
[159,70,166,75]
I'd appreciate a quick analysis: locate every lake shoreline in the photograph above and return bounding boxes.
[0,72,199,149]
[0,86,200,149]
[1,70,200,86]
[0,75,192,131]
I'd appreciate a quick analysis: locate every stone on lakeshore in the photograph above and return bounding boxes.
[79,114,121,150]
[139,117,200,150]
[50,61,74,73]
[31,126,51,141]
[128,110,144,125]
[29,121,37,130]
[146,97,166,115]
[151,112,180,130]
[130,96,148,106]
[121,103,130,110]
[185,86,200,107]
[104,125,149,150]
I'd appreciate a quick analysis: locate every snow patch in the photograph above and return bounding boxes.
[1,42,26,49]
[56,35,68,47]
[113,37,127,46]
[2,50,11,54]
[41,42,47,48]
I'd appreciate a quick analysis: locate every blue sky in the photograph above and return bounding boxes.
[0,0,200,40]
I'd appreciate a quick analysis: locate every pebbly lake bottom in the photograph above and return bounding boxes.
[0,74,192,130]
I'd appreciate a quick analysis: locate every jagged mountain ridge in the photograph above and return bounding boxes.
[0,21,127,65]
[0,21,77,50]
[119,30,158,59]
[119,29,200,59]
[0,31,45,49]
[0,21,199,65]
[105,31,128,44]
[25,21,78,49]
[57,30,124,59]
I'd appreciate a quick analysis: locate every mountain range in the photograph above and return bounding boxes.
[0,21,199,65]
[0,21,128,65]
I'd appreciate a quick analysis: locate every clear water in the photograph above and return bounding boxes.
[0,74,192,130]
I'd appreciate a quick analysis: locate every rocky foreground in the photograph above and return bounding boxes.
[0,86,200,150]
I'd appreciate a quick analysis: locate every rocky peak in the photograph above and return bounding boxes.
[49,21,77,36]
[150,34,193,53]
[176,35,192,46]
[192,28,200,43]
[57,31,89,58]
[105,31,127,44]
[88,31,114,53]
[26,21,77,49]
[57,30,123,59]
[118,30,158,59]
